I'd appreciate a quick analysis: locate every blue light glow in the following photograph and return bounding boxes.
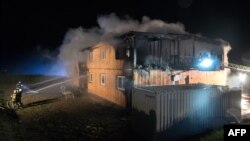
[9,53,68,76]
[198,58,213,68]
[195,54,220,71]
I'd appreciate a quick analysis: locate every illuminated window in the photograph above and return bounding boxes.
[100,74,106,86]
[117,76,125,91]
[89,51,93,62]
[88,73,93,83]
[100,48,106,60]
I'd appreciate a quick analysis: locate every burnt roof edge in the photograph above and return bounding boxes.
[81,31,230,52]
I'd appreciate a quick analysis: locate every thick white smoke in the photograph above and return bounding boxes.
[59,13,186,76]
[97,13,185,34]
[59,28,101,76]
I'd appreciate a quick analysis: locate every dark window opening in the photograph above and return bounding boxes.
[100,74,106,86]
[117,76,125,90]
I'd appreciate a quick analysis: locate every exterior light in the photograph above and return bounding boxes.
[194,52,221,71]
[198,58,213,68]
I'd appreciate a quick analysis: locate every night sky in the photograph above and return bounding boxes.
[1,0,250,74]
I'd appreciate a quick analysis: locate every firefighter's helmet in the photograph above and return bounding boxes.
[16,81,23,88]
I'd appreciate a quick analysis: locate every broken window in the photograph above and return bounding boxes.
[115,44,126,60]
[137,39,163,68]
[117,76,125,91]
[78,62,85,74]
[100,74,106,86]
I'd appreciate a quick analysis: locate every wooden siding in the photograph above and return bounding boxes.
[87,43,124,69]
[134,69,228,86]
[86,43,126,107]
[88,69,126,107]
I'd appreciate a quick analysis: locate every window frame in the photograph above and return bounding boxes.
[100,73,106,86]
[117,76,125,91]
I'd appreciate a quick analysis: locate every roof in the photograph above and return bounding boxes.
[81,31,229,52]
[121,31,229,45]
[81,45,99,52]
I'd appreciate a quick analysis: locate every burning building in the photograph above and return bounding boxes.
[79,31,231,107]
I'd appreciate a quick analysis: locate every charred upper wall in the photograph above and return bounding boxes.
[81,31,230,71]
[118,31,228,70]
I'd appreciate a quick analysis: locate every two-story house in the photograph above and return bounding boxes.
[79,31,230,107]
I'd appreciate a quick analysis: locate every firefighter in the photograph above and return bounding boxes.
[8,89,18,109]
[10,89,17,103]
[15,81,23,107]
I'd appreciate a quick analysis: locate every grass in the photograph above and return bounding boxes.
[0,95,137,141]
[200,129,223,141]
[0,98,4,106]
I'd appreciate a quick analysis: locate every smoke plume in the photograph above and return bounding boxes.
[59,13,186,76]
[59,27,101,76]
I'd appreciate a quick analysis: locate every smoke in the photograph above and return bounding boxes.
[97,13,185,34]
[59,27,101,76]
[59,13,186,77]
[227,73,242,89]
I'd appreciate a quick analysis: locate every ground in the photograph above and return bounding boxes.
[0,75,140,141]
[0,91,227,141]
[1,94,142,141]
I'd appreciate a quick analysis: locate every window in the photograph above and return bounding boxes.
[115,44,126,59]
[100,74,106,86]
[78,62,85,73]
[100,48,106,60]
[117,76,125,91]
[81,63,85,69]
[88,73,93,83]
[89,51,93,62]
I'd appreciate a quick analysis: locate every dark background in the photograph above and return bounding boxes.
[1,0,250,74]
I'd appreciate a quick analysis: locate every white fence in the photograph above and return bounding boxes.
[131,84,241,141]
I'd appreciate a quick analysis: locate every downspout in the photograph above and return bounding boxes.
[133,37,137,68]
[160,39,162,68]
[129,36,136,110]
